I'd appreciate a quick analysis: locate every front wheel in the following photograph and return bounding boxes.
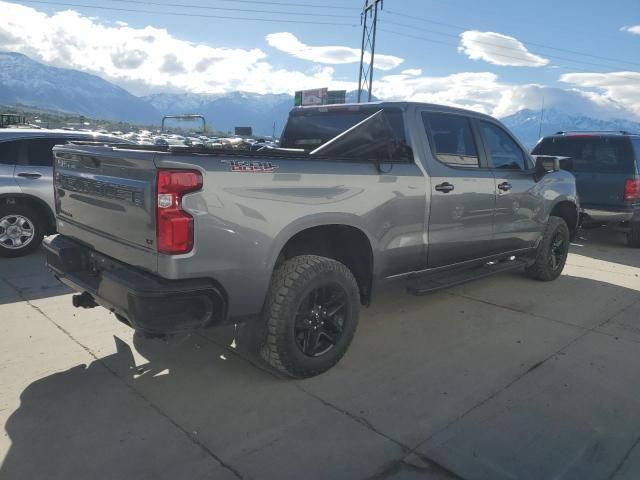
[0,204,45,258]
[260,255,360,379]
[525,216,570,281]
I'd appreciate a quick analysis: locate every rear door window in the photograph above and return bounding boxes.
[480,121,527,170]
[22,137,68,167]
[422,112,479,167]
[0,140,25,165]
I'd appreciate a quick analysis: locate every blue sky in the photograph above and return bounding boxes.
[1,0,639,118]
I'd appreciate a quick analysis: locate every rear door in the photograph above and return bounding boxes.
[420,111,496,268]
[13,137,60,213]
[588,137,636,209]
[478,120,542,252]
[0,140,19,196]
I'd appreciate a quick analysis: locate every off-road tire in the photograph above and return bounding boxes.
[260,255,360,379]
[525,216,570,281]
[0,204,44,258]
[627,222,640,248]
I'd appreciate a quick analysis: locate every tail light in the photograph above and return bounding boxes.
[156,169,202,254]
[624,178,640,201]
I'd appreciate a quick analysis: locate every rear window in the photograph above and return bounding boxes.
[280,108,412,162]
[533,136,635,174]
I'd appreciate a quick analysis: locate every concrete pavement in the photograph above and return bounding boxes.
[0,228,639,480]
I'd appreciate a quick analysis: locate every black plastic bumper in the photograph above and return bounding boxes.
[44,236,227,335]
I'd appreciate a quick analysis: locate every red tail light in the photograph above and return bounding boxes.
[156,169,202,254]
[624,178,640,202]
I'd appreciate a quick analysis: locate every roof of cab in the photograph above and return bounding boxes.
[546,130,640,138]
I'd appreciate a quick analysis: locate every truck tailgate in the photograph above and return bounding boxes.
[53,145,158,272]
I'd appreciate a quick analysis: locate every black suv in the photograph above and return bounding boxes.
[532,131,640,247]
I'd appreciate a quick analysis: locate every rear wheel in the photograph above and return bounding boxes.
[260,255,360,379]
[627,222,640,248]
[525,216,570,281]
[0,204,44,257]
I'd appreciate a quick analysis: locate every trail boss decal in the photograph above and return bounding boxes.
[225,161,278,173]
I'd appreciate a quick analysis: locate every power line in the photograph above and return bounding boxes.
[107,0,352,17]
[378,27,640,82]
[19,0,358,25]
[112,0,360,9]
[382,19,640,73]
[385,9,640,69]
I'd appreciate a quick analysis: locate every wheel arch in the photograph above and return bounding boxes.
[549,200,579,241]
[269,219,376,305]
[0,193,56,234]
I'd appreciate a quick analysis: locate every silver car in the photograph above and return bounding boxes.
[0,129,127,257]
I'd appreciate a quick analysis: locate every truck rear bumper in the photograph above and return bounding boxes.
[582,206,637,224]
[44,235,227,335]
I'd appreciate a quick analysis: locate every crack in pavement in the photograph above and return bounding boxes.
[5,278,244,480]
[198,332,464,480]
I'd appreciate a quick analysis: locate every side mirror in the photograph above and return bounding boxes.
[534,155,560,174]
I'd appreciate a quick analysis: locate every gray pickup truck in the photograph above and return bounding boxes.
[45,102,579,378]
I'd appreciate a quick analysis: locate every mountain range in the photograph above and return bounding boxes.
[1,51,639,146]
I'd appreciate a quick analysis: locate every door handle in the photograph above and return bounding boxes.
[435,182,455,193]
[498,182,512,192]
[17,172,42,179]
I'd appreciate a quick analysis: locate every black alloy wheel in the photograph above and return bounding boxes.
[294,285,347,357]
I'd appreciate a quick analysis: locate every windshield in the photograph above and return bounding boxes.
[280,107,413,162]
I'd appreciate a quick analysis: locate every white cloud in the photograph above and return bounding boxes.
[266,32,403,71]
[621,25,640,35]
[459,31,549,67]
[372,71,640,121]
[0,1,356,95]
[401,68,422,76]
[560,72,640,118]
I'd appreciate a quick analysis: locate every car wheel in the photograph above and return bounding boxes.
[0,204,44,258]
[260,255,360,379]
[627,222,640,248]
[525,216,570,281]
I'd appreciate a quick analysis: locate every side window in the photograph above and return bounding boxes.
[22,138,67,167]
[422,112,479,167]
[591,137,634,174]
[480,122,527,170]
[0,140,25,165]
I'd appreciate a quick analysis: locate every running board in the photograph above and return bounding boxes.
[407,259,528,296]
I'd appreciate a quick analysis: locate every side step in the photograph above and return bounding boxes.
[407,259,529,296]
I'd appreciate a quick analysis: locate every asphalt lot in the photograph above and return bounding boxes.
[1,229,639,480]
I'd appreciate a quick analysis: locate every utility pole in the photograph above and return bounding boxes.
[357,0,383,103]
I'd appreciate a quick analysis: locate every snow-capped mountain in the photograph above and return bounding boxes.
[2,51,638,141]
[0,52,159,123]
[501,108,640,149]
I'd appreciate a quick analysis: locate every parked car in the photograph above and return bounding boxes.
[0,129,129,257]
[532,131,640,247]
[45,102,578,378]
